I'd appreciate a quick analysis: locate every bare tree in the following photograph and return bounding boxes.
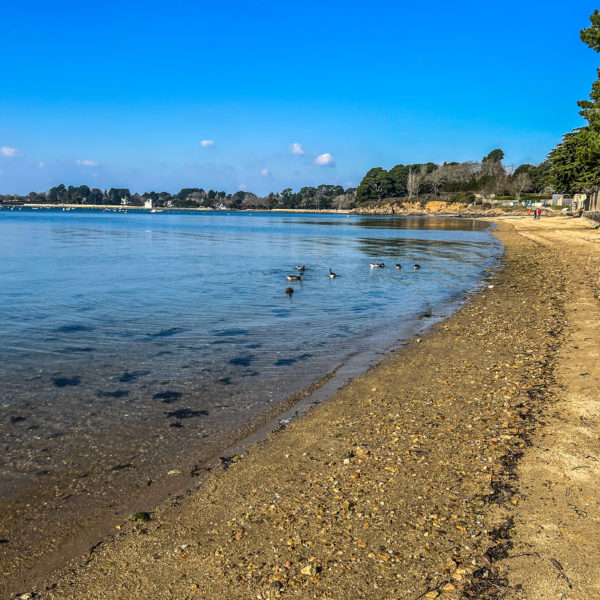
[511,173,532,202]
[407,168,419,198]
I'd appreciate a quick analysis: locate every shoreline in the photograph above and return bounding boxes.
[0,223,499,596]
[2,203,569,218]
[5,216,600,598]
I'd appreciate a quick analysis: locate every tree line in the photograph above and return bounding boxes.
[0,184,358,210]
[354,150,552,204]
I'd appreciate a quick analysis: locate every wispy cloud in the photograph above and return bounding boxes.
[289,142,305,155]
[200,140,215,148]
[38,162,45,168]
[315,153,335,166]
[1,146,22,157]
[76,159,99,166]
[238,184,247,190]
[260,168,271,176]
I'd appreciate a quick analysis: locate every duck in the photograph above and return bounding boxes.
[414,264,421,270]
[295,265,306,271]
[286,273,303,281]
[285,287,294,296]
[370,262,385,268]
[329,268,336,279]
[395,263,402,269]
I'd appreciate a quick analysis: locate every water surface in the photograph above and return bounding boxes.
[0,209,501,533]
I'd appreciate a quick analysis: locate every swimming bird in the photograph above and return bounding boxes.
[370,262,385,268]
[414,264,421,270]
[329,268,336,279]
[285,287,294,296]
[286,273,303,281]
[395,263,402,269]
[295,265,306,271]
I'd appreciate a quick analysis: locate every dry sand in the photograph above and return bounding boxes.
[6,216,600,599]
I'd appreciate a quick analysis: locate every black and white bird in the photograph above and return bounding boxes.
[370,262,385,268]
[285,287,294,296]
[413,264,421,270]
[286,273,303,281]
[329,268,336,279]
[296,265,306,271]
[395,263,402,269]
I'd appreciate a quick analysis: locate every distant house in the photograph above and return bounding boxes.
[120,197,131,206]
[144,198,153,209]
[551,194,572,206]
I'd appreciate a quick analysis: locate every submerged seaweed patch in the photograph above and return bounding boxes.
[119,370,150,383]
[229,355,254,367]
[147,327,182,338]
[63,346,95,353]
[164,408,208,419]
[97,390,130,398]
[52,376,81,387]
[153,391,182,403]
[274,357,297,366]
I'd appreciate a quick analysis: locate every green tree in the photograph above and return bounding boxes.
[581,9,600,52]
[549,10,600,193]
[482,148,504,165]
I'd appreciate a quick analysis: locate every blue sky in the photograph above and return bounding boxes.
[1,0,598,195]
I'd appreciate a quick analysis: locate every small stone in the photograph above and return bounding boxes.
[301,564,316,576]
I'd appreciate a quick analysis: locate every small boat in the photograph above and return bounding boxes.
[370,262,385,268]
[329,268,336,279]
[286,273,303,281]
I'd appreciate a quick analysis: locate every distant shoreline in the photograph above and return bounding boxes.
[5,204,353,215]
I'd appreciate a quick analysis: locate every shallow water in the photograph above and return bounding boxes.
[0,209,501,509]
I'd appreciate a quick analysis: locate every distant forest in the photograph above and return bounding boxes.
[1,184,358,210]
[0,152,553,210]
[4,8,600,212]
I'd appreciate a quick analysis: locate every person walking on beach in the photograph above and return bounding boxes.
[537,208,542,219]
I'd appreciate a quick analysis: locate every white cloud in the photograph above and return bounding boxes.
[260,168,271,176]
[238,184,247,190]
[200,140,215,147]
[1,146,22,157]
[38,162,45,168]
[315,153,335,166]
[76,159,99,166]
[289,142,305,155]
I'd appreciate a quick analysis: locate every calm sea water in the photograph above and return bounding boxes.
[0,208,501,508]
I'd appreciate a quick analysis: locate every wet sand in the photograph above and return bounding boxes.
[5,216,600,599]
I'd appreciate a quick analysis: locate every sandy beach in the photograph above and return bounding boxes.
[5,216,600,599]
